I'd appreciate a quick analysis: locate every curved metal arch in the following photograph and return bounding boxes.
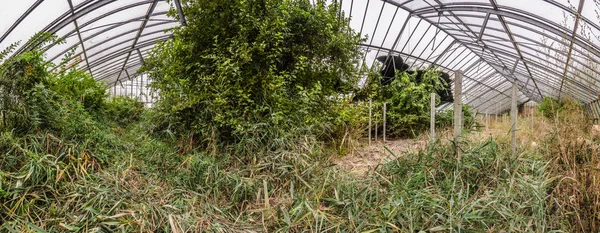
[382,0,544,101]
[92,52,143,77]
[48,14,173,65]
[97,59,144,81]
[411,4,600,57]
[14,0,118,55]
[5,0,180,88]
[86,35,170,72]
[407,1,600,102]
[458,34,595,101]
[361,43,512,98]
[0,0,44,45]
[98,60,145,83]
[432,12,600,74]
[47,11,173,63]
[463,42,598,100]
[43,0,159,54]
[454,30,600,88]
[96,58,144,81]
[436,20,600,80]
[92,47,152,76]
[116,0,160,81]
[69,27,172,71]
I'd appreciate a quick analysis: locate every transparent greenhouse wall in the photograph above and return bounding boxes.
[106,74,158,107]
[587,100,600,124]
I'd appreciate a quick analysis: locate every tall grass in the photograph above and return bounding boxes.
[4,99,600,232]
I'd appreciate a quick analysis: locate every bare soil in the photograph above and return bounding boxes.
[333,138,426,175]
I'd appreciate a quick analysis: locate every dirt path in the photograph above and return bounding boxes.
[334,138,426,175]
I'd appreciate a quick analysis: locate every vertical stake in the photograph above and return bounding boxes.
[375,111,378,142]
[485,110,489,132]
[454,70,463,160]
[511,82,518,156]
[542,110,545,126]
[430,93,436,142]
[496,103,499,123]
[369,100,372,146]
[531,104,534,132]
[383,102,387,143]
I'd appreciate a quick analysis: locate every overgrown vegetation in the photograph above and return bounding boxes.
[141,0,364,157]
[1,1,599,232]
[360,66,476,138]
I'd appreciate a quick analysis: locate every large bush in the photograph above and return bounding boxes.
[142,0,363,153]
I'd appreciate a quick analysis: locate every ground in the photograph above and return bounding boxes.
[334,138,427,175]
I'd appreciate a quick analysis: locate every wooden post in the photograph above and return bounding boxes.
[511,82,518,156]
[496,103,499,123]
[542,110,544,126]
[369,100,372,146]
[375,116,378,142]
[430,93,436,142]
[531,105,534,132]
[454,71,463,159]
[383,102,387,143]
[485,110,489,132]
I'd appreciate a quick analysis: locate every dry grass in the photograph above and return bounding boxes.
[3,100,600,232]
[470,102,600,232]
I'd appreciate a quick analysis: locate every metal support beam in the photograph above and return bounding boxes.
[488,0,542,98]
[67,0,93,79]
[380,13,412,72]
[478,13,490,41]
[137,49,145,64]
[14,0,119,56]
[369,6,400,69]
[173,0,187,26]
[359,0,371,35]
[0,0,44,45]
[117,0,159,81]
[47,13,172,63]
[558,0,585,99]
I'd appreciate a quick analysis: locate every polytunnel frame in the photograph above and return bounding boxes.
[2,0,600,114]
[353,0,600,114]
[411,1,600,98]
[355,1,530,113]
[1,0,186,86]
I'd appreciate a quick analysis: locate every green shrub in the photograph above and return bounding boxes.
[103,96,144,125]
[537,96,583,118]
[48,69,106,113]
[141,0,364,155]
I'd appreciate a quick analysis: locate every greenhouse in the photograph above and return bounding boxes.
[1,0,600,232]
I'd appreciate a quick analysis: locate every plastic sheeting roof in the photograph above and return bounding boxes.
[0,0,183,86]
[350,0,600,114]
[1,0,600,114]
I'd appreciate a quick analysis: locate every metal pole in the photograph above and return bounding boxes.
[369,100,372,146]
[383,102,387,143]
[140,74,144,102]
[430,93,436,142]
[454,70,463,159]
[511,82,518,156]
